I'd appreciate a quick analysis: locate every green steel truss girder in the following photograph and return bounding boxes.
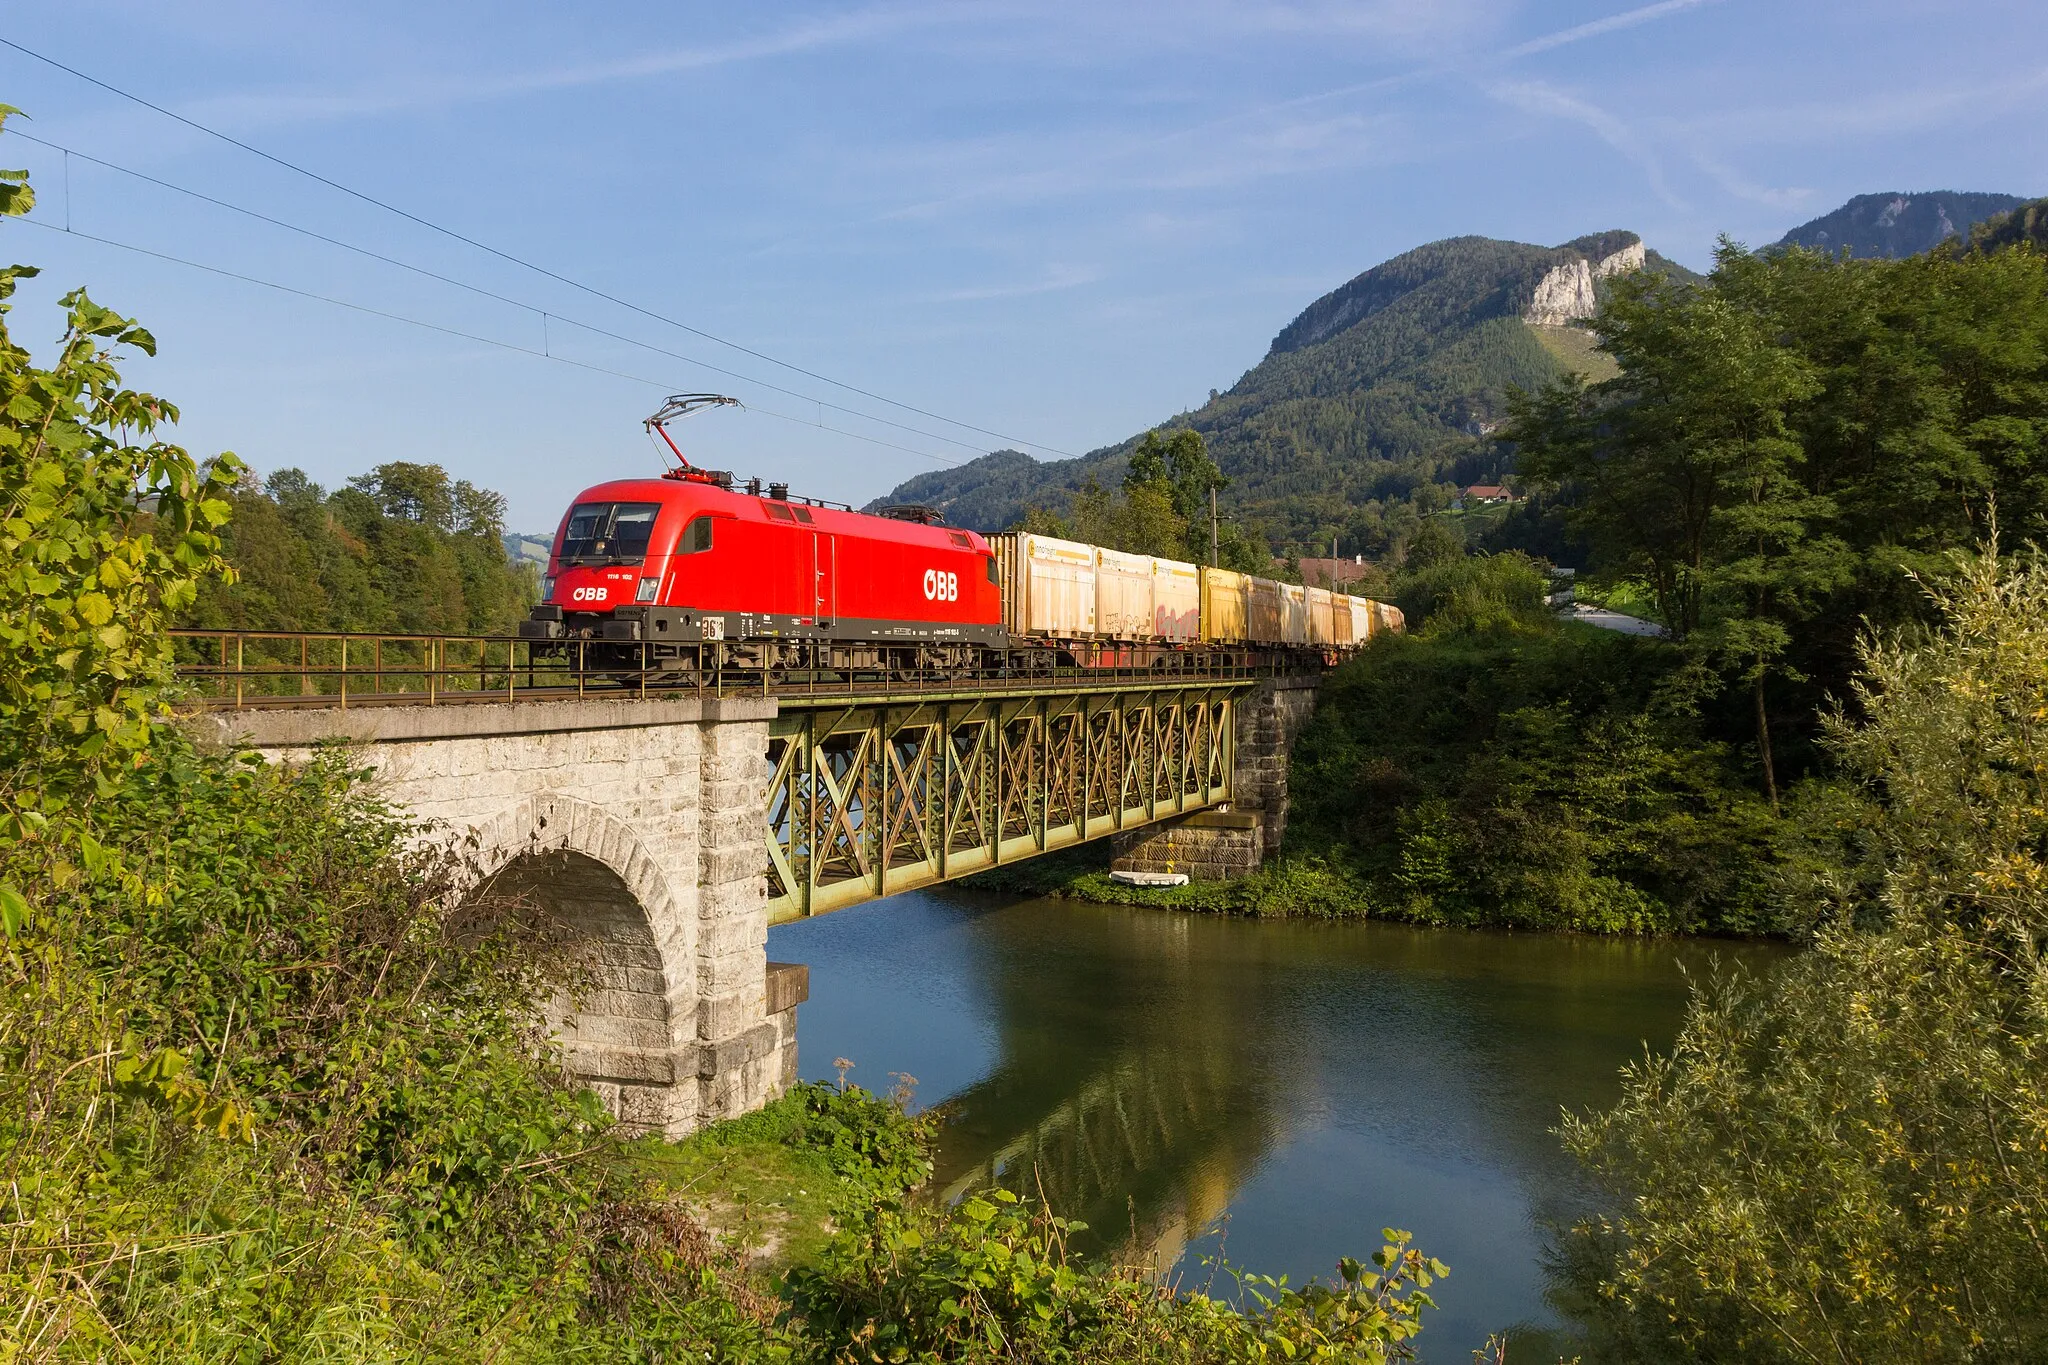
[765,680,1246,923]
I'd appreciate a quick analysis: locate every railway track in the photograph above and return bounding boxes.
[169,628,1298,711]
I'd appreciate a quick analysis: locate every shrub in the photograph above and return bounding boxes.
[1559,544,2048,1360]
[1288,626,1790,934]
[787,1186,1446,1363]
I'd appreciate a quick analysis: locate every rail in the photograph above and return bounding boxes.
[168,629,1312,711]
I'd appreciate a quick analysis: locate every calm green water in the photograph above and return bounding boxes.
[769,891,1786,1359]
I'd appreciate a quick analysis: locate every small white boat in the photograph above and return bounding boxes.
[1109,869,1189,888]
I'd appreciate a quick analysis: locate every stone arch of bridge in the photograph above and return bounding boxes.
[469,794,697,1134]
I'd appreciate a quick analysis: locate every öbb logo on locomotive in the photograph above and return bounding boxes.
[571,585,607,603]
[921,569,959,602]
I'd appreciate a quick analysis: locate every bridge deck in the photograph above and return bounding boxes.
[169,628,1298,711]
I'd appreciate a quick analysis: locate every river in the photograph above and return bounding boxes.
[769,890,1787,1359]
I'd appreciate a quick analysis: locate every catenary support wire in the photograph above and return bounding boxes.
[0,36,1078,459]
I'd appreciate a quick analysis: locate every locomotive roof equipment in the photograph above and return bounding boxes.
[644,393,742,487]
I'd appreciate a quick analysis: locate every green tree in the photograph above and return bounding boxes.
[188,461,533,635]
[1508,237,2048,798]
[1124,431,1170,493]
[1402,517,1464,571]
[1561,543,2048,1362]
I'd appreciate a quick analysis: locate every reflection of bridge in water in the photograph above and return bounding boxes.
[937,1047,1265,1272]
[927,908,1288,1271]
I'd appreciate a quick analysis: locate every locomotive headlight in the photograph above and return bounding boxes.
[540,575,555,601]
[636,576,659,603]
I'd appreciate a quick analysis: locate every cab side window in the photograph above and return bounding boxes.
[680,516,715,554]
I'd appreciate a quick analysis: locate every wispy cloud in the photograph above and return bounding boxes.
[1665,62,2048,145]
[838,0,1722,231]
[1685,148,1815,210]
[1209,0,1726,129]
[930,263,1103,303]
[1497,0,1721,61]
[1488,80,1688,211]
[182,5,968,131]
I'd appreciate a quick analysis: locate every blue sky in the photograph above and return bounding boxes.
[3,2,2043,530]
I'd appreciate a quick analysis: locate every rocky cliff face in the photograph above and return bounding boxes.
[1521,240,1646,326]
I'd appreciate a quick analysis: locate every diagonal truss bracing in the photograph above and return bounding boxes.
[765,680,1244,923]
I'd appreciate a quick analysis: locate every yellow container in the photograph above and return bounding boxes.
[1200,568,1249,643]
[1247,577,1285,644]
[1093,547,1155,641]
[1306,586,1337,645]
[1280,584,1310,645]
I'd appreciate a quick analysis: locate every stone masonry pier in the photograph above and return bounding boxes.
[198,697,797,1137]
[1110,675,1322,880]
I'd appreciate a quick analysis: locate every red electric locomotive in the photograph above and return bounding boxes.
[519,396,1007,677]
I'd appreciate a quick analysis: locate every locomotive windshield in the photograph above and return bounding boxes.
[558,501,660,564]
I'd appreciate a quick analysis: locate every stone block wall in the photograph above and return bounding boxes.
[205,697,793,1137]
[1230,676,1322,851]
[1110,810,1262,880]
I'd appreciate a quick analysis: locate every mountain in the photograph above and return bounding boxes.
[502,532,552,567]
[1774,191,2027,259]
[872,231,1699,551]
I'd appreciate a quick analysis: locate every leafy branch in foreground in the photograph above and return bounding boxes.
[0,107,240,828]
[788,1182,1446,1363]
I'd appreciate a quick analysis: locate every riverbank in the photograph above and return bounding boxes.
[608,1074,1449,1360]
[962,836,1801,939]
[962,843,1372,918]
[625,1079,936,1276]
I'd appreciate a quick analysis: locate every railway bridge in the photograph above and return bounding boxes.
[179,632,1323,1135]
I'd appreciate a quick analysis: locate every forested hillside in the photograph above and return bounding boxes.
[1772,189,2026,258]
[181,461,536,635]
[873,231,1698,558]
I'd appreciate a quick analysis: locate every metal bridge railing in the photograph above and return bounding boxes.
[168,629,1302,711]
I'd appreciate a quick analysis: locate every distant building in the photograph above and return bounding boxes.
[1459,484,1515,505]
[1297,554,1375,590]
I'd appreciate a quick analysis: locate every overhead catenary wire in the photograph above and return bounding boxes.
[5,127,993,459]
[0,36,1079,459]
[7,214,964,467]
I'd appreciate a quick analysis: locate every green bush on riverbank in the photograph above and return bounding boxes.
[1286,621,1797,934]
